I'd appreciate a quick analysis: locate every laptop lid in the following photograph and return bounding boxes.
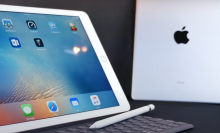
[0,5,130,133]
[132,0,220,103]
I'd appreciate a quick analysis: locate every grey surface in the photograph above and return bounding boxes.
[130,100,220,133]
[40,115,193,133]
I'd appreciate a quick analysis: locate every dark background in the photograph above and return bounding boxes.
[0,0,135,100]
[1,1,220,133]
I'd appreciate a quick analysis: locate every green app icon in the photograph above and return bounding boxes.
[21,104,34,117]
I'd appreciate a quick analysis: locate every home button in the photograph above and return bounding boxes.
[101,56,107,62]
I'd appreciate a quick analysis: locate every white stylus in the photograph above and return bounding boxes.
[90,104,155,129]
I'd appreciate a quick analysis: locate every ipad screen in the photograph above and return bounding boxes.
[0,11,119,126]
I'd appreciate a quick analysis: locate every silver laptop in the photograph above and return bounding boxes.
[132,0,220,103]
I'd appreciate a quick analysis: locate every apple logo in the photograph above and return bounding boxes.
[174,26,189,44]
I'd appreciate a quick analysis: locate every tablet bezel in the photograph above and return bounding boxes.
[0,5,130,133]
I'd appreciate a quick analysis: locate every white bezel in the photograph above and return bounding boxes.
[0,5,130,133]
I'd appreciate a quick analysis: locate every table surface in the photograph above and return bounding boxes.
[129,100,220,133]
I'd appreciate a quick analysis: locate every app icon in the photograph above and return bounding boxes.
[47,101,59,113]
[34,38,44,47]
[9,37,21,48]
[90,95,101,106]
[48,21,58,30]
[68,22,77,31]
[2,19,13,29]
[21,104,34,117]
[69,98,80,108]
[26,20,37,30]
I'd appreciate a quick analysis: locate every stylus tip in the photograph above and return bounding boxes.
[89,124,96,129]
[148,104,155,111]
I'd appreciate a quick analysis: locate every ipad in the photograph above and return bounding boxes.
[132,0,220,103]
[0,5,130,133]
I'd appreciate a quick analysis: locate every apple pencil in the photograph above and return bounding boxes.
[89,104,155,129]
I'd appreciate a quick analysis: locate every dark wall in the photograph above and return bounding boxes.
[0,0,136,100]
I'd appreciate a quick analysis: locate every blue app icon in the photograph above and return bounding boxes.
[69,98,80,108]
[2,19,13,29]
[9,37,21,48]
[48,21,58,30]
[47,101,59,113]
